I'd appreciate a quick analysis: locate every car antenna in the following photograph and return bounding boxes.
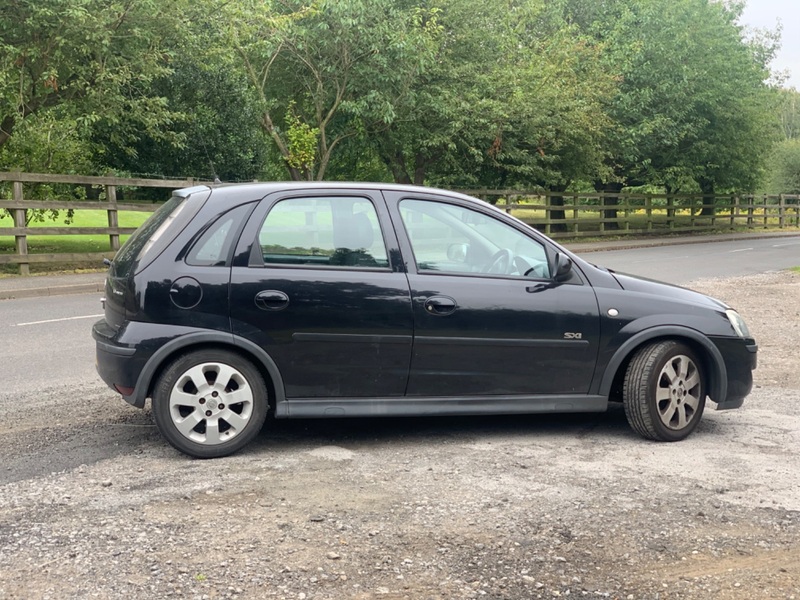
[197,131,221,185]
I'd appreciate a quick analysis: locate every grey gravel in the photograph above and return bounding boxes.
[1,271,799,599]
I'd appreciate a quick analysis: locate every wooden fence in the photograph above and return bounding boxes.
[0,172,205,275]
[462,189,800,238]
[1,172,799,275]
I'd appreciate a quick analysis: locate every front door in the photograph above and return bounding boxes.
[384,192,600,397]
[230,190,413,398]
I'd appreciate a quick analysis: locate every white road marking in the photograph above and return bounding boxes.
[729,248,753,253]
[628,255,690,264]
[13,314,104,327]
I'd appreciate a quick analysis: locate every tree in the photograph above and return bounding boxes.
[768,140,800,194]
[371,0,613,201]
[92,56,272,182]
[553,0,778,223]
[227,0,440,181]
[776,88,800,141]
[0,0,188,154]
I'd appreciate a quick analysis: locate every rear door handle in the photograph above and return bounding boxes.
[424,295,457,316]
[255,290,289,311]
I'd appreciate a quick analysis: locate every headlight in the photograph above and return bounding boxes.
[725,309,751,339]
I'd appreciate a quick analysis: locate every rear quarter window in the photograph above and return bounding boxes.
[186,204,253,266]
[113,191,207,276]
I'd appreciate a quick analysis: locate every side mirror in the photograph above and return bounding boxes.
[446,243,469,263]
[553,252,573,282]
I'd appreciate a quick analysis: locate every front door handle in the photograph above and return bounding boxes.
[424,295,457,316]
[255,290,289,311]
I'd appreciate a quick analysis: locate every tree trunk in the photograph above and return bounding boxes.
[381,150,412,184]
[595,181,623,230]
[413,153,426,186]
[547,184,569,233]
[260,112,303,181]
[698,177,716,216]
[0,115,15,148]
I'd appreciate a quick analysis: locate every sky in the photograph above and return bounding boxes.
[739,0,799,89]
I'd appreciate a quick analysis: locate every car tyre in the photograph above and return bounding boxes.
[623,340,706,442]
[152,350,268,458]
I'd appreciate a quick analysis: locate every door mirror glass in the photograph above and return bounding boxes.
[446,243,469,263]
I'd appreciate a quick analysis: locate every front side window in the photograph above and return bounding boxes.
[258,197,389,268]
[399,199,550,278]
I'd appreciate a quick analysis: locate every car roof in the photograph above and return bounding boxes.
[175,181,479,206]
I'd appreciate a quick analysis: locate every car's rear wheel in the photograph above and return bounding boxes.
[622,340,706,441]
[152,350,268,458]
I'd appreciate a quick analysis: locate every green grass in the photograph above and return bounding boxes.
[0,209,150,255]
[791,266,800,273]
[0,209,152,275]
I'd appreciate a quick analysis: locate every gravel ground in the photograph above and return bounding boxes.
[1,271,799,600]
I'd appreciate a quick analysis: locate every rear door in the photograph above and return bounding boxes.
[229,189,413,399]
[384,191,601,397]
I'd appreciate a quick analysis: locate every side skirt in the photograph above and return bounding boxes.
[275,395,608,419]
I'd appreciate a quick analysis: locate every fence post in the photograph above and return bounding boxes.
[729,195,736,228]
[667,196,675,230]
[12,180,29,276]
[106,184,120,251]
[747,196,754,228]
[645,196,652,231]
[572,194,579,234]
[710,198,716,227]
[779,194,786,229]
[762,194,768,228]
[544,195,551,235]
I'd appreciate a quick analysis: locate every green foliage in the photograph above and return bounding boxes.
[768,140,800,194]
[227,0,441,180]
[557,0,778,194]
[776,89,800,141]
[0,0,788,196]
[284,102,319,174]
[0,0,187,154]
[0,110,94,174]
[92,55,272,182]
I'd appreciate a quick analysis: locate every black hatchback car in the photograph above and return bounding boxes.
[93,183,757,458]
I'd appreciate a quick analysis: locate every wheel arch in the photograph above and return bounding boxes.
[599,326,727,403]
[127,332,286,411]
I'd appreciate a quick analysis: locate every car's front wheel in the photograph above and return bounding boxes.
[622,340,706,441]
[152,350,268,458]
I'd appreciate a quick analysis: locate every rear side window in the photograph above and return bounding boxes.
[113,191,207,276]
[187,204,252,266]
[113,195,185,277]
[257,197,389,269]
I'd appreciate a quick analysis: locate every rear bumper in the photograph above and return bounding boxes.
[93,319,147,407]
[94,318,241,409]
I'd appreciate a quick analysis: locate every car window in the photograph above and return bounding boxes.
[399,199,550,278]
[114,194,197,277]
[187,204,252,266]
[258,197,389,269]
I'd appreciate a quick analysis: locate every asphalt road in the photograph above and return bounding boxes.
[577,235,800,283]
[0,293,103,397]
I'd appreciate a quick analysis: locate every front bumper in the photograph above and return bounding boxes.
[712,339,757,410]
